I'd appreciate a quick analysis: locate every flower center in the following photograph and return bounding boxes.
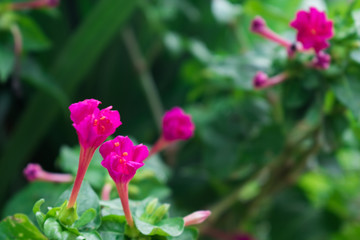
[311,28,317,35]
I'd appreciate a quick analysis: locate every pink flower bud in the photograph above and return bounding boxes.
[290,7,334,52]
[312,51,331,69]
[162,107,195,141]
[11,0,60,10]
[253,71,288,89]
[250,16,266,32]
[183,210,211,226]
[253,71,268,89]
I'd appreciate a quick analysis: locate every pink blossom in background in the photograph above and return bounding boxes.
[100,136,149,183]
[253,71,268,89]
[69,99,121,150]
[11,0,60,10]
[290,7,334,52]
[23,163,73,183]
[253,71,288,90]
[183,210,211,226]
[162,107,195,141]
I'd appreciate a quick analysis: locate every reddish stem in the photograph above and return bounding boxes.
[101,182,113,201]
[148,136,170,157]
[67,146,95,208]
[115,181,134,227]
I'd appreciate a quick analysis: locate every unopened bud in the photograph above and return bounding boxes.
[145,198,159,215]
[250,16,266,32]
[183,210,211,226]
[152,204,170,223]
[58,201,79,226]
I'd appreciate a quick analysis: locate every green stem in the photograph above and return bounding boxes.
[122,27,164,132]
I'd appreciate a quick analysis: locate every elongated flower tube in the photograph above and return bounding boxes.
[100,136,149,227]
[150,107,195,156]
[253,71,288,89]
[290,7,334,53]
[250,16,292,49]
[67,99,121,208]
[10,0,59,10]
[23,163,73,183]
[183,210,211,227]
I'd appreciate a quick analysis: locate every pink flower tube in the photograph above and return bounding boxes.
[67,99,121,208]
[23,163,73,183]
[150,107,195,156]
[290,7,334,53]
[253,71,288,89]
[100,136,149,227]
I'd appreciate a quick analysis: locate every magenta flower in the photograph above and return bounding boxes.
[67,99,121,208]
[163,107,195,141]
[183,210,211,227]
[100,136,149,227]
[150,107,195,156]
[290,7,334,52]
[23,163,73,183]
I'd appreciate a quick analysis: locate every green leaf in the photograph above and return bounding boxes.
[16,16,51,51]
[332,76,360,117]
[169,227,198,240]
[134,216,184,237]
[56,181,101,230]
[2,182,70,222]
[0,44,14,83]
[56,145,107,190]
[80,231,102,240]
[0,214,47,240]
[98,215,126,239]
[43,217,62,239]
[73,208,96,228]
[0,0,138,204]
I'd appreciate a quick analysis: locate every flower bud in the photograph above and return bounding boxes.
[183,210,211,226]
[58,201,79,226]
[152,204,170,223]
[145,198,159,215]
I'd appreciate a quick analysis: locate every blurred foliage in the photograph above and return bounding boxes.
[1,0,360,239]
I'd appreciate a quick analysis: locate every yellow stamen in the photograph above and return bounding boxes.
[114,142,120,147]
[100,116,106,120]
[93,119,98,126]
[123,152,128,156]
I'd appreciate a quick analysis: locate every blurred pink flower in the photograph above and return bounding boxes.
[100,136,148,184]
[11,0,60,10]
[163,107,195,141]
[100,136,149,227]
[183,210,211,226]
[67,99,121,208]
[290,7,334,52]
[250,16,292,49]
[253,71,288,89]
[312,51,331,69]
[23,163,73,183]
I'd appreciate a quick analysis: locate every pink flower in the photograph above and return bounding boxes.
[23,163,73,183]
[162,107,195,141]
[100,136,149,227]
[250,16,292,49]
[69,99,121,149]
[311,51,331,69]
[183,210,211,226]
[100,136,149,184]
[67,99,121,208]
[253,71,288,89]
[290,7,334,52]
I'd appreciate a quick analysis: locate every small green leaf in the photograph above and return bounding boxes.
[56,181,101,230]
[74,208,97,228]
[80,231,102,240]
[32,198,45,214]
[169,227,198,240]
[0,213,47,239]
[134,216,184,237]
[43,218,62,239]
[0,44,14,83]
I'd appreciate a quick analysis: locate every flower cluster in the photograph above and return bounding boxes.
[250,7,334,89]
